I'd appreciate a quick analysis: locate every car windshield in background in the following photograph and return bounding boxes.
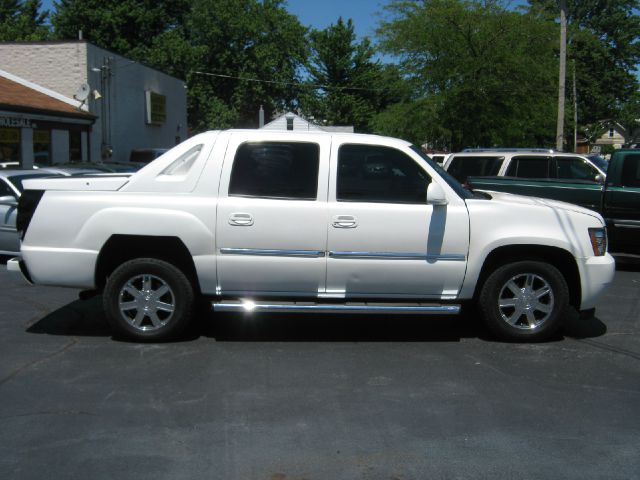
[586,154,609,173]
[8,173,62,193]
[410,146,474,199]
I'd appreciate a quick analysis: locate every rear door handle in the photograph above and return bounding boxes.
[229,212,254,226]
[332,215,358,228]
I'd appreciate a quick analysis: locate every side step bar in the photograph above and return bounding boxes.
[212,300,461,315]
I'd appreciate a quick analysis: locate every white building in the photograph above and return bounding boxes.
[0,41,187,164]
[261,112,354,133]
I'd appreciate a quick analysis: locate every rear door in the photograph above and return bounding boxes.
[552,155,604,211]
[603,152,640,254]
[215,133,330,296]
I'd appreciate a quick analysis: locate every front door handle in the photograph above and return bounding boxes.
[332,215,358,228]
[229,212,254,226]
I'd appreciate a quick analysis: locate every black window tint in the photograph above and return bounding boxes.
[506,156,551,178]
[555,156,599,181]
[447,155,503,183]
[620,154,640,188]
[229,142,319,200]
[337,144,430,204]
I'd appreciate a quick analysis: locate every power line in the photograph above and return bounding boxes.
[192,70,385,92]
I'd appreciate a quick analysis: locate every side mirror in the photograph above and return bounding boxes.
[595,174,605,184]
[0,195,17,207]
[426,182,448,206]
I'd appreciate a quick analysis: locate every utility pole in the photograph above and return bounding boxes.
[573,60,577,151]
[556,0,567,151]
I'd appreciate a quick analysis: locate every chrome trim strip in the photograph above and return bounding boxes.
[220,248,326,258]
[328,251,466,261]
[612,219,640,229]
[213,301,461,315]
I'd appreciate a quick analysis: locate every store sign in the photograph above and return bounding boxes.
[0,116,35,128]
[145,90,167,125]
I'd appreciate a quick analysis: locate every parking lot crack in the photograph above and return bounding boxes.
[0,338,78,388]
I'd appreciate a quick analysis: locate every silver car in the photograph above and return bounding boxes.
[0,170,64,256]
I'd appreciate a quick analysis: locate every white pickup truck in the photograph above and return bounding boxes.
[9,130,615,342]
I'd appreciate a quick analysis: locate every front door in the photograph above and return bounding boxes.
[215,133,330,296]
[326,142,469,299]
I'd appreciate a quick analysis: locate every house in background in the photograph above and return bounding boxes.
[261,111,354,133]
[0,41,187,164]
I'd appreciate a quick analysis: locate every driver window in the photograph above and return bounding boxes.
[0,180,14,198]
[337,144,431,204]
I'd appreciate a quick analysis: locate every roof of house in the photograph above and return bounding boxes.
[0,71,94,120]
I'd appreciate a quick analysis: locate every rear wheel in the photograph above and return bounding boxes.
[478,261,569,342]
[103,258,195,342]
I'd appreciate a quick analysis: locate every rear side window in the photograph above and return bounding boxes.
[229,142,320,200]
[337,144,430,204]
[620,154,640,188]
[555,156,600,182]
[506,156,551,178]
[446,155,503,183]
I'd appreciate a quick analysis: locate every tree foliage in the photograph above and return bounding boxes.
[145,0,307,131]
[52,0,189,59]
[527,0,640,126]
[0,0,49,40]
[300,18,405,132]
[377,0,560,149]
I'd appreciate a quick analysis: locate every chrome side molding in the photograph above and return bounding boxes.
[212,300,461,315]
[220,248,325,258]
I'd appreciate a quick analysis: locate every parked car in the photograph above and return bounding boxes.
[443,149,607,185]
[427,153,450,166]
[129,148,169,164]
[10,130,614,342]
[0,170,64,255]
[466,149,640,254]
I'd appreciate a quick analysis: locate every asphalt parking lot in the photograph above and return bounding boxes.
[1,257,639,480]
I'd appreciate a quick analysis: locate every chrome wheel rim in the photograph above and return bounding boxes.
[118,274,175,331]
[498,273,554,330]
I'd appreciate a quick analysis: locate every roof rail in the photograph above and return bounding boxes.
[461,148,556,153]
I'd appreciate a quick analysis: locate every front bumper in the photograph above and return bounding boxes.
[578,253,615,310]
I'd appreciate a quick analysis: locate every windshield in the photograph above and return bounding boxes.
[8,173,63,193]
[410,146,474,199]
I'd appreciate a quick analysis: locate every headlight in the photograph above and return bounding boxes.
[588,228,607,256]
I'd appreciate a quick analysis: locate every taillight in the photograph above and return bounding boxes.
[17,189,44,239]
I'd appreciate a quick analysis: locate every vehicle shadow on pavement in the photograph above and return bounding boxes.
[25,296,607,343]
[26,296,112,337]
[613,254,640,272]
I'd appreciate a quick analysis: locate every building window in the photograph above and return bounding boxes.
[609,128,614,138]
[0,128,20,163]
[33,129,51,166]
[69,130,82,162]
[286,117,294,131]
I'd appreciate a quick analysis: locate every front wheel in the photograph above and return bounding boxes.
[478,261,569,342]
[103,258,196,342]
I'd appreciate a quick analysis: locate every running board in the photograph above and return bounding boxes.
[212,300,461,315]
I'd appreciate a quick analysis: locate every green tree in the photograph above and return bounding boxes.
[51,0,189,59]
[0,0,49,40]
[377,0,560,149]
[146,0,308,131]
[527,0,640,126]
[300,17,402,133]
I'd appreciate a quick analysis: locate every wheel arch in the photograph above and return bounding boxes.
[95,235,200,292]
[473,244,581,309]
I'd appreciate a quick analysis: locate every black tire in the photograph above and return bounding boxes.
[103,258,196,342]
[478,260,569,342]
